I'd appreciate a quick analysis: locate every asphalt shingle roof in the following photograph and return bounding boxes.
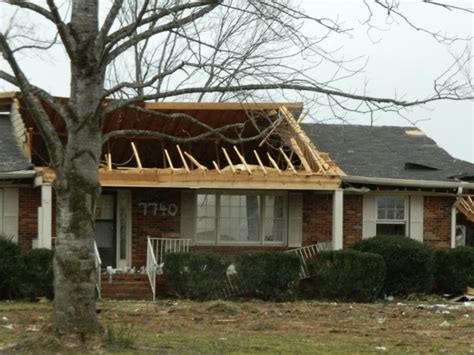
[0,114,33,173]
[302,123,474,182]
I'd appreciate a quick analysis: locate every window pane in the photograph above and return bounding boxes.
[219,195,260,242]
[195,194,216,242]
[263,195,285,243]
[376,223,406,236]
[377,197,405,221]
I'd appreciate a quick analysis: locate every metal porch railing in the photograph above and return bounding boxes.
[146,237,192,301]
[93,240,102,299]
[285,241,332,279]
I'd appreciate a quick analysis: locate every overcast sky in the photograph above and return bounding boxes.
[1,0,473,162]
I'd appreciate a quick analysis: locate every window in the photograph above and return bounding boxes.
[195,192,287,245]
[376,196,407,236]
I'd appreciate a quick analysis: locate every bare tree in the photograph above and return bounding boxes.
[0,0,472,339]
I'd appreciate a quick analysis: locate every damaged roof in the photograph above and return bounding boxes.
[0,114,32,173]
[302,123,474,182]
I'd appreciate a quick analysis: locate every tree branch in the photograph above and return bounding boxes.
[105,2,219,64]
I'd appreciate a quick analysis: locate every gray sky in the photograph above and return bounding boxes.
[1,0,473,162]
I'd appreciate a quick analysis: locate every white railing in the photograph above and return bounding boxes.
[148,237,191,265]
[93,240,102,299]
[285,241,332,279]
[146,238,158,301]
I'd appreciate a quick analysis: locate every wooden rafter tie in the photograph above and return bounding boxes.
[233,146,252,174]
[176,144,190,173]
[221,147,236,173]
[130,142,143,170]
[184,151,207,171]
[267,153,281,175]
[253,150,267,175]
[279,147,297,174]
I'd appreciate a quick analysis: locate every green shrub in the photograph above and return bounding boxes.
[307,250,385,302]
[20,248,54,300]
[434,247,474,294]
[235,251,300,301]
[163,252,230,300]
[0,236,22,299]
[353,235,434,296]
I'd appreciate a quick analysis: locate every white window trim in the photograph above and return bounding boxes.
[375,196,409,235]
[193,190,288,246]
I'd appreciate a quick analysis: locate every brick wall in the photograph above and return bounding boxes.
[18,187,41,251]
[131,188,181,267]
[423,196,454,248]
[343,194,363,248]
[302,193,332,245]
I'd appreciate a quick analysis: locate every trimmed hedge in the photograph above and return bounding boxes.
[353,235,435,296]
[20,248,54,300]
[434,247,474,294]
[235,251,300,301]
[0,237,22,299]
[163,252,230,300]
[307,250,385,302]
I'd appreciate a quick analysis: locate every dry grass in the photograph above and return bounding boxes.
[0,298,473,353]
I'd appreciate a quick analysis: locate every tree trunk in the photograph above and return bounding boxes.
[51,0,106,336]
[52,127,103,336]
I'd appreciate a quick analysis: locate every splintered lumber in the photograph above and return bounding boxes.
[222,147,236,173]
[130,142,143,170]
[289,137,312,172]
[212,160,222,174]
[233,146,252,174]
[258,116,285,147]
[176,145,190,172]
[267,153,282,175]
[279,147,297,174]
[184,151,207,171]
[279,106,331,173]
[253,150,267,175]
[164,149,175,171]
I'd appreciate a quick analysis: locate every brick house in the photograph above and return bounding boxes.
[0,92,473,298]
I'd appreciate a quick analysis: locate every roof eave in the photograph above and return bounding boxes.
[342,175,474,189]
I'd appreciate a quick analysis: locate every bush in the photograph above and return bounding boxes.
[163,252,230,300]
[307,250,385,302]
[0,237,22,299]
[20,248,54,300]
[434,247,474,294]
[353,235,434,296]
[235,251,300,301]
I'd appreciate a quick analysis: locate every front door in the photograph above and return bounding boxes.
[95,193,116,268]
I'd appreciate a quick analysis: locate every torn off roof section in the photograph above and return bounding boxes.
[301,123,474,182]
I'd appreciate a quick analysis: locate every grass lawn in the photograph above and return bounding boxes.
[0,298,473,353]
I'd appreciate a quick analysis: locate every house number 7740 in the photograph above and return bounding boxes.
[138,202,178,216]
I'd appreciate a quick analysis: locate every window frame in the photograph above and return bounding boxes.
[375,196,409,236]
[193,190,288,246]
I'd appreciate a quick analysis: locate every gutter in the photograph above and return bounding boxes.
[0,170,36,179]
[451,187,464,249]
[342,175,474,189]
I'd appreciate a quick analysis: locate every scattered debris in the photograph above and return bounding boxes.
[439,321,450,327]
[375,346,387,351]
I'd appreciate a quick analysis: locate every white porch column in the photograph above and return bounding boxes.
[332,189,343,250]
[450,206,457,249]
[37,184,52,249]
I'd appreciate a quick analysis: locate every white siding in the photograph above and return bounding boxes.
[362,194,376,239]
[3,188,19,242]
[288,192,303,247]
[409,195,424,242]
